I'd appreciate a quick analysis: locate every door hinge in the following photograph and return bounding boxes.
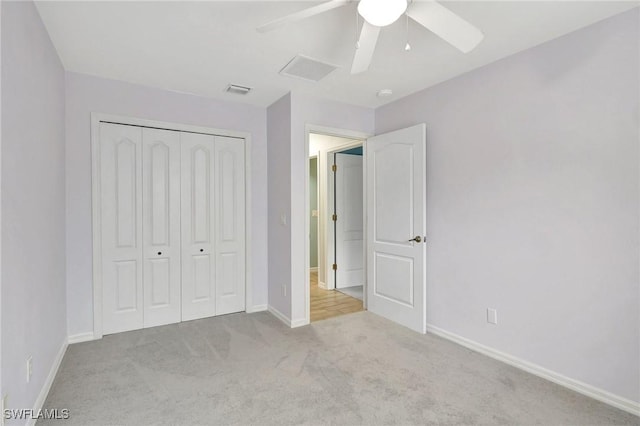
[332,164,337,172]
[332,214,337,222]
[332,263,337,271]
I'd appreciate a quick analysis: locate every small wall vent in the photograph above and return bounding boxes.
[280,55,338,82]
[225,84,252,95]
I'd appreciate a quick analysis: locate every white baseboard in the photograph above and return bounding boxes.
[268,305,292,326]
[318,281,328,290]
[426,324,640,417]
[267,305,309,328]
[27,338,68,426]
[309,267,318,272]
[290,318,310,328]
[246,304,268,313]
[67,332,96,344]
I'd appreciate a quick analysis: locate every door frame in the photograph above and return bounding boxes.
[304,125,370,325]
[90,112,253,339]
[308,154,318,275]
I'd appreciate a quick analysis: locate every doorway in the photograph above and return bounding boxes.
[308,131,366,322]
[302,123,427,332]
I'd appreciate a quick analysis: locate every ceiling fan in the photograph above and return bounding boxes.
[257,0,484,74]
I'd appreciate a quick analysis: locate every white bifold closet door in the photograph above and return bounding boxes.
[100,123,145,334]
[141,128,182,328]
[99,122,245,336]
[181,133,246,320]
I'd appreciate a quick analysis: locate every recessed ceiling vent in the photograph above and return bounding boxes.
[225,84,252,95]
[280,55,338,82]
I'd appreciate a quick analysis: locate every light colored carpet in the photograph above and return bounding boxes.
[41,312,638,425]
[337,285,363,301]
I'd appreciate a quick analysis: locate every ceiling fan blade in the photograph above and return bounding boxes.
[351,21,381,74]
[257,0,350,33]
[406,1,483,53]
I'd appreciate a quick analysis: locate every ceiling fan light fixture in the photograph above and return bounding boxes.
[358,0,407,27]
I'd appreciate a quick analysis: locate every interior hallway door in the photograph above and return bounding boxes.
[335,153,364,289]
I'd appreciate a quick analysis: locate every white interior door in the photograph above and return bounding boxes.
[214,137,246,315]
[100,123,144,334]
[142,128,181,328]
[181,132,217,321]
[335,153,364,289]
[366,124,427,333]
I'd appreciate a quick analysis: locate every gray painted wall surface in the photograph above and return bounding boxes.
[0,0,3,402]
[267,94,292,316]
[65,72,268,336]
[1,1,67,413]
[376,9,639,402]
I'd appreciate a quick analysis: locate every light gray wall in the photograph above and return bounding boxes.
[290,94,375,322]
[0,0,4,402]
[267,94,292,316]
[376,8,639,403]
[1,0,67,413]
[309,158,318,269]
[65,72,268,336]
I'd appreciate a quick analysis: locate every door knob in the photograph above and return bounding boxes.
[408,236,422,243]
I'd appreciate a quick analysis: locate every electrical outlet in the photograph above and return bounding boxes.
[280,214,287,226]
[26,357,33,383]
[487,308,498,325]
[282,284,287,297]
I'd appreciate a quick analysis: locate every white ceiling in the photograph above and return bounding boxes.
[35,1,639,108]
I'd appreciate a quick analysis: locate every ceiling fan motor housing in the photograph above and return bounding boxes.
[357,0,408,27]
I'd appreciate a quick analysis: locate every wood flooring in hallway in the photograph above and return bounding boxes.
[310,270,363,322]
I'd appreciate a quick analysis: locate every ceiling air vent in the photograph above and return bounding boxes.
[280,55,338,82]
[225,84,252,95]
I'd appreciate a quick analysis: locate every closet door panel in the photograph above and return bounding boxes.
[215,137,246,315]
[100,123,144,334]
[181,132,217,321]
[142,128,181,328]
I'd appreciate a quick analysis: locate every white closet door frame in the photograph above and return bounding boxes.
[91,113,253,339]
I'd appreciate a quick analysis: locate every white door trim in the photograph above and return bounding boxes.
[304,125,371,326]
[91,112,253,339]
